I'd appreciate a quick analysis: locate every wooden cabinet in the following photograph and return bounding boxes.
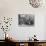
[0,41,46,46]
[5,39,46,46]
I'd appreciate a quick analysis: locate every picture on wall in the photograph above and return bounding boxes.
[29,0,43,8]
[18,14,34,26]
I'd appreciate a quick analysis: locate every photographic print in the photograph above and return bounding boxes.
[18,14,34,26]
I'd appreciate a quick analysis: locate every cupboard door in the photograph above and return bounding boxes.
[24,43,28,46]
[43,43,46,46]
[28,43,34,46]
[16,43,20,46]
[38,43,43,46]
[34,43,38,46]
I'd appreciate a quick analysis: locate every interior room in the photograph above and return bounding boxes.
[0,0,46,46]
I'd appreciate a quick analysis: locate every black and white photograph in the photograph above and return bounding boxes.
[18,14,34,26]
